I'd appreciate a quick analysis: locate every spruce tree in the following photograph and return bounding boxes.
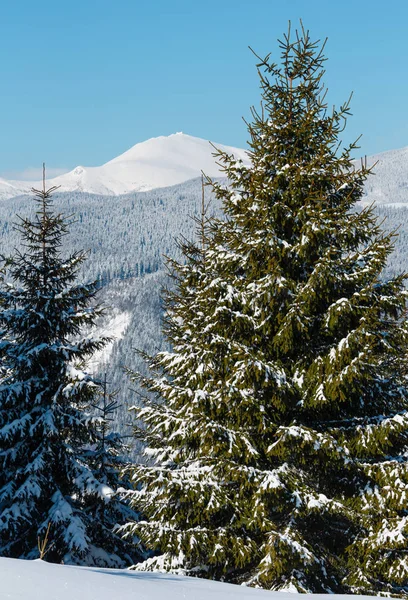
[0,175,135,566]
[123,25,408,593]
[84,374,144,565]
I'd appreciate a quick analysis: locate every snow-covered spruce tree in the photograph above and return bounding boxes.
[122,26,408,593]
[83,374,144,564]
[0,178,136,566]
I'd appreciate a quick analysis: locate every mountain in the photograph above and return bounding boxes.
[0,133,250,199]
[3,135,408,204]
[0,177,30,201]
[48,140,408,204]
[362,145,408,205]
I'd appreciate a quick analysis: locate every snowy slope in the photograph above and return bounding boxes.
[0,557,379,600]
[1,135,408,203]
[48,141,408,203]
[87,310,132,374]
[360,145,408,205]
[0,133,249,199]
[0,177,30,201]
[48,133,249,195]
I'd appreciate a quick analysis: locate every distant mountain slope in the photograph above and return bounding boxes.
[2,137,408,204]
[0,177,30,201]
[362,145,408,205]
[0,133,249,199]
[47,133,250,195]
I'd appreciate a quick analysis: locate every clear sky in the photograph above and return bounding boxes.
[0,0,406,179]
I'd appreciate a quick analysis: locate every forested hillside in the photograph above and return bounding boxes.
[0,178,218,455]
[0,174,406,457]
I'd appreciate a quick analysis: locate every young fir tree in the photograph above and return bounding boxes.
[84,374,144,565]
[122,26,408,593]
[0,174,136,566]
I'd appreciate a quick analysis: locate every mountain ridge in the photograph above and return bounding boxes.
[2,134,408,205]
[0,133,250,200]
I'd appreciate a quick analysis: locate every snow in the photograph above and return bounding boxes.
[2,136,408,205]
[0,133,250,199]
[87,310,131,373]
[0,177,30,201]
[0,557,380,600]
[357,144,408,206]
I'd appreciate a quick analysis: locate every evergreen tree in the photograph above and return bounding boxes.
[123,25,408,593]
[0,175,135,566]
[84,374,144,565]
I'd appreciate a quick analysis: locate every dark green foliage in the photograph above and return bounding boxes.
[124,25,408,593]
[0,181,135,566]
[84,374,144,564]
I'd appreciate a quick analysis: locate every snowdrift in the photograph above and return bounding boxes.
[0,557,381,600]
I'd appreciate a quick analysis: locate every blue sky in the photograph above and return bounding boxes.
[0,0,406,178]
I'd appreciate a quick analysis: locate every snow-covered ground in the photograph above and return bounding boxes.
[0,557,381,600]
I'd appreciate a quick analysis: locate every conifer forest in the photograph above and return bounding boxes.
[1,24,408,596]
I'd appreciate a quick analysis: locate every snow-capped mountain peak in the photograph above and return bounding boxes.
[0,133,250,200]
[4,134,408,205]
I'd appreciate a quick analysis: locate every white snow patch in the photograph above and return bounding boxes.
[0,557,381,600]
[87,311,131,373]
